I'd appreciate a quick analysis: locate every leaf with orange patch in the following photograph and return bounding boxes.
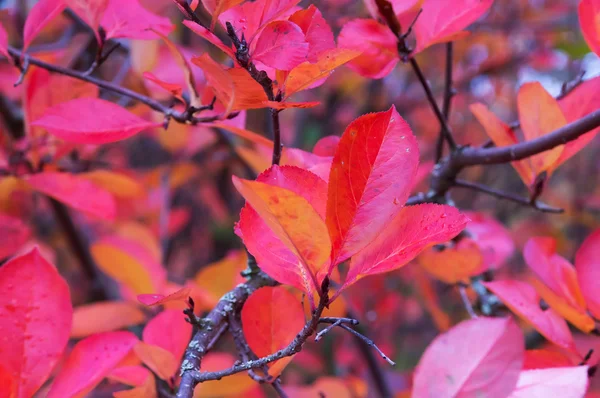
[418,238,484,285]
[71,301,146,338]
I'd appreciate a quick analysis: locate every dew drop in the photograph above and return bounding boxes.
[405,148,410,153]
[440,213,447,219]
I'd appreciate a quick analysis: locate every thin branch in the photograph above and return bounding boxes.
[453,179,564,213]
[457,109,600,166]
[337,324,395,366]
[271,108,282,165]
[458,285,478,319]
[435,43,455,162]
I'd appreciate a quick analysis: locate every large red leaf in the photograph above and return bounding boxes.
[575,228,600,319]
[483,280,576,352]
[0,213,30,260]
[101,0,173,40]
[338,19,398,79]
[579,0,600,57]
[241,286,305,376]
[47,331,139,397]
[234,166,330,294]
[412,0,494,54]
[342,204,468,291]
[31,98,161,145]
[25,172,116,220]
[412,317,524,398]
[23,0,66,51]
[289,5,335,62]
[326,106,419,266]
[0,248,72,398]
[508,366,589,398]
[252,21,308,71]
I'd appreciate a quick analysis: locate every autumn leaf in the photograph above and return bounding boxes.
[107,365,151,387]
[65,0,109,43]
[508,366,589,398]
[193,353,257,397]
[289,5,335,62]
[71,301,146,338]
[242,286,305,376]
[575,228,600,319]
[343,204,468,290]
[0,248,72,398]
[252,21,308,70]
[22,0,66,51]
[483,280,576,352]
[413,317,524,398]
[138,287,192,307]
[48,331,139,397]
[31,97,161,145]
[101,0,173,40]
[133,342,178,381]
[113,372,157,398]
[326,106,419,266]
[0,213,30,260]
[417,238,484,285]
[235,165,330,295]
[142,309,192,365]
[579,0,600,57]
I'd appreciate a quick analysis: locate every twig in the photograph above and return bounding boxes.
[337,324,395,366]
[271,107,282,165]
[458,285,478,319]
[453,179,564,213]
[435,43,455,162]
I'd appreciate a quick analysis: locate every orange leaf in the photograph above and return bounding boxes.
[418,239,484,284]
[191,54,235,114]
[194,250,247,308]
[138,287,191,307]
[133,342,178,381]
[193,353,257,397]
[142,309,192,364]
[72,301,146,338]
[79,170,145,199]
[113,373,157,398]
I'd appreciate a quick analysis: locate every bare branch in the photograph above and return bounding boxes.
[435,43,455,162]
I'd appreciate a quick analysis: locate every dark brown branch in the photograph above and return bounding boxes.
[271,108,282,165]
[435,43,455,162]
[457,109,600,166]
[453,179,564,213]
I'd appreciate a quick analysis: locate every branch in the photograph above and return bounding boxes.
[435,43,455,162]
[176,272,278,398]
[457,109,600,166]
[453,179,564,213]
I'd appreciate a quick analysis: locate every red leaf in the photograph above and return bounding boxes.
[25,172,116,220]
[312,135,340,157]
[23,0,66,51]
[242,286,305,375]
[413,317,524,398]
[0,248,72,398]
[202,0,245,30]
[508,366,589,398]
[143,72,184,103]
[101,0,173,40]
[234,166,330,294]
[575,228,600,319]
[524,237,586,310]
[31,98,161,145]
[0,213,30,260]
[326,106,419,266]
[289,5,335,62]
[557,76,600,165]
[523,349,574,370]
[483,280,576,351]
[48,331,139,397]
[338,19,398,79]
[412,0,494,54]
[143,309,192,363]
[0,22,10,60]
[183,20,235,58]
[65,0,109,43]
[579,0,600,56]
[342,204,468,291]
[236,165,329,294]
[138,287,192,307]
[252,21,308,70]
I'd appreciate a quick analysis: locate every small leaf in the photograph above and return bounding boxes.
[48,331,139,397]
[326,106,419,266]
[242,287,305,376]
[579,0,600,56]
[71,301,146,338]
[483,280,576,351]
[252,21,308,71]
[575,228,600,319]
[138,287,192,307]
[0,248,72,398]
[101,0,173,40]
[413,317,524,398]
[23,0,66,51]
[31,98,161,145]
[25,172,116,220]
[142,310,192,365]
[289,5,335,62]
[183,20,235,58]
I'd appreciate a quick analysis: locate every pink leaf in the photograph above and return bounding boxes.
[31,98,161,145]
[65,0,109,43]
[289,5,335,62]
[101,0,173,40]
[483,280,576,351]
[413,317,524,398]
[0,213,30,260]
[183,20,235,58]
[579,0,600,56]
[463,211,515,270]
[47,331,139,397]
[137,287,192,307]
[252,21,308,71]
[326,106,419,266]
[338,19,398,79]
[143,309,192,363]
[23,0,66,51]
[575,228,600,319]
[0,22,10,60]
[0,248,72,398]
[413,0,494,54]
[508,366,589,398]
[25,172,116,220]
[343,204,468,291]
